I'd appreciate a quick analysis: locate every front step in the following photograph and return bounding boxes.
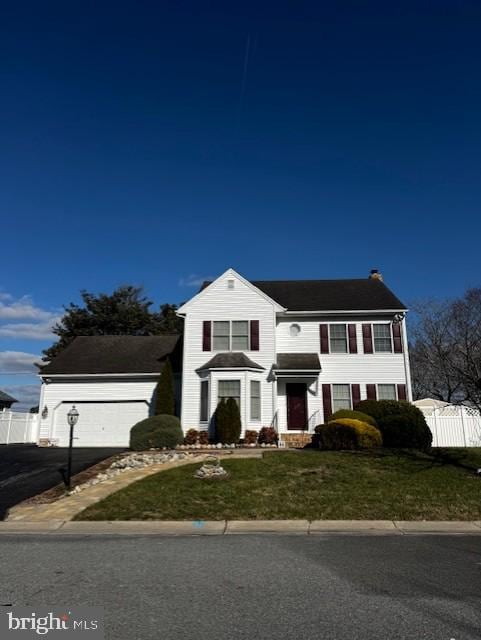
[281,433,312,448]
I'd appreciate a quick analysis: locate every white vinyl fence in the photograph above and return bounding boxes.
[419,405,481,448]
[0,411,39,445]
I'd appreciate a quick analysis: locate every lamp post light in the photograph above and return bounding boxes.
[66,405,79,490]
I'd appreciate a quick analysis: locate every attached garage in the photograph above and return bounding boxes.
[38,335,182,447]
[52,401,150,447]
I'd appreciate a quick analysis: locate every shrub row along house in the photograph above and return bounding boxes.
[37,268,411,447]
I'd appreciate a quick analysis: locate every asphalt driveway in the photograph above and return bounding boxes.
[0,445,125,520]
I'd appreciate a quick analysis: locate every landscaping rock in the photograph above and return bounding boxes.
[194,456,228,480]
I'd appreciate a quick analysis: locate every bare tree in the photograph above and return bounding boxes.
[410,289,481,412]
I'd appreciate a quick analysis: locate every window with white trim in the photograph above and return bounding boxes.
[250,380,261,421]
[332,384,352,411]
[377,384,397,400]
[373,324,393,352]
[329,324,348,353]
[212,321,250,351]
[218,380,241,407]
[200,380,209,421]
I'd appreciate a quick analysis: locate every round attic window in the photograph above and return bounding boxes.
[289,323,301,337]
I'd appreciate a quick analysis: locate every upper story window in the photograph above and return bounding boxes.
[373,324,393,352]
[207,320,257,351]
[329,324,348,353]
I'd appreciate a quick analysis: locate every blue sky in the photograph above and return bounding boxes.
[2,1,481,409]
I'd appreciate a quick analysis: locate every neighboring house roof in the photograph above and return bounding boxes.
[412,398,450,408]
[276,353,321,371]
[39,335,182,375]
[200,277,406,311]
[197,353,264,371]
[0,390,17,404]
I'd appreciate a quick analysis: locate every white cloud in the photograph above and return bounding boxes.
[0,290,59,340]
[179,274,213,287]
[3,384,41,411]
[0,351,41,373]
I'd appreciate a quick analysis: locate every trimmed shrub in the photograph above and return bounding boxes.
[198,430,209,446]
[215,398,242,444]
[154,358,175,415]
[244,430,258,445]
[184,428,199,445]
[330,409,378,428]
[258,426,278,445]
[314,420,382,450]
[130,414,183,450]
[356,400,432,450]
[380,414,433,450]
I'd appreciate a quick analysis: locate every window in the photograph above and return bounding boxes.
[200,380,209,421]
[218,380,241,407]
[212,321,250,351]
[329,324,348,353]
[332,384,352,411]
[377,384,397,400]
[250,380,261,420]
[373,324,392,352]
[290,323,301,337]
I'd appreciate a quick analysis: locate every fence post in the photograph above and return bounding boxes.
[6,411,12,445]
[23,414,30,443]
[460,406,467,447]
[433,408,439,447]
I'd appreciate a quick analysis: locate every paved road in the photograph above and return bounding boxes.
[0,445,125,519]
[0,534,480,639]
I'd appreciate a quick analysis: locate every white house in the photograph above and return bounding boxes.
[37,267,411,447]
[177,268,411,446]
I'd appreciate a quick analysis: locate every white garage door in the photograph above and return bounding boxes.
[53,401,149,447]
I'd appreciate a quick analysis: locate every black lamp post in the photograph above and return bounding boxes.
[66,405,79,490]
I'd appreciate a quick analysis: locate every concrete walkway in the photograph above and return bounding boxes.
[0,520,480,535]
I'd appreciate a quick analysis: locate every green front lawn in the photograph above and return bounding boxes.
[75,449,481,521]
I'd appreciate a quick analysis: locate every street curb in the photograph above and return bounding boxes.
[1,520,481,536]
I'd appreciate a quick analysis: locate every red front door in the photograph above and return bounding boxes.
[286,383,307,430]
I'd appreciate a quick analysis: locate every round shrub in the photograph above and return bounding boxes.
[198,430,209,446]
[130,414,184,451]
[356,400,432,450]
[184,428,199,445]
[330,409,378,427]
[244,430,258,445]
[314,419,382,450]
[258,426,278,445]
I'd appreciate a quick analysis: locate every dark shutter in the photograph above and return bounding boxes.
[250,320,259,351]
[392,323,403,353]
[320,324,329,354]
[322,384,332,421]
[362,324,373,354]
[348,324,358,354]
[202,321,211,351]
[351,384,361,408]
[397,384,407,400]
[366,384,377,400]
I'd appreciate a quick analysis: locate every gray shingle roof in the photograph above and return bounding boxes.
[201,277,406,311]
[39,335,182,375]
[276,353,321,371]
[0,390,17,404]
[197,353,264,371]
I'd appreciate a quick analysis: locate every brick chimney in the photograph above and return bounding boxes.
[369,269,383,282]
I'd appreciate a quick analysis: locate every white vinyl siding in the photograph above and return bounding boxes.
[373,324,393,353]
[377,383,397,400]
[250,380,261,421]
[200,380,209,421]
[329,324,348,353]
[218,380,241,407]
[332,384,352,412]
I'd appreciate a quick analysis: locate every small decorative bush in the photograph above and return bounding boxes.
[330,409,378,428]
[198,430,209,446]
[244,430,258,445]
[314,419,382,450]
[356,400,432,450]
[258,426,278,445]
[130,414,184,450]
[184,428,199,445]
[215,398,242,444]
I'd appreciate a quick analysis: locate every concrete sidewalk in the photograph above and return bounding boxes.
[1,520,480,536]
